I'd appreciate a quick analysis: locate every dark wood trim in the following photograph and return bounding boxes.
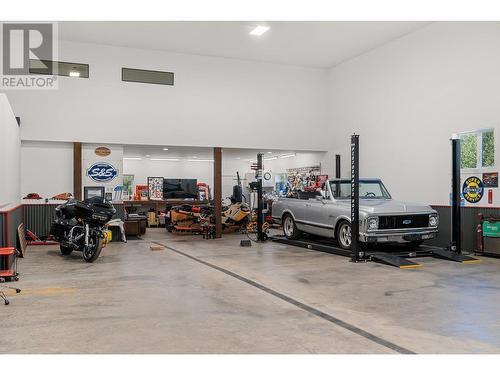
[73,142,82,200]
[214,147,223,238]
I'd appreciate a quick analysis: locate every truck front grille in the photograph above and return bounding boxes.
[378,214,430,230]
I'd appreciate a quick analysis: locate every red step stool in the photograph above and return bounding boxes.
[0,247,21,305]
[0,247,19,282]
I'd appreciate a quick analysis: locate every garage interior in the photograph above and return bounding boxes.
[2,20,500,357]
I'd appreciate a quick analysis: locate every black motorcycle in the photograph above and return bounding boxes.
[50,197,116,262]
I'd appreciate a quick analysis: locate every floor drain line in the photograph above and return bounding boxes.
[153,241,415,354]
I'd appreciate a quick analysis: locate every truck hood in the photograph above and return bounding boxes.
[335,199,435,215]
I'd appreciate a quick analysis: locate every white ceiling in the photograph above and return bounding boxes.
[59,21,430,68]
[123,144,325,160]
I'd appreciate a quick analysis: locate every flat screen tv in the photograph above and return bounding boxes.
[163,179,198,199]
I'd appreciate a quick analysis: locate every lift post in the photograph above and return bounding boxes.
[256,153,265,242]
[335,154,341,179]
[350,134,363,262]
[450,135,462,254]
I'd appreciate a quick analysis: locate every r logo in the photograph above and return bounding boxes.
[2,23,54,75]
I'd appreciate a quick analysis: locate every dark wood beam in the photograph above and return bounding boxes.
[213,147,222,238]
[73,142,82,200]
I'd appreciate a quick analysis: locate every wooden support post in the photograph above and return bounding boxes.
[213,147,222,238]
[73,142,82,200]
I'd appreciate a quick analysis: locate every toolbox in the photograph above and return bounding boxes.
[477,216,500,257]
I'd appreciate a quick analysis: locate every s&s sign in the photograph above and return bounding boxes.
[87,162,118,183]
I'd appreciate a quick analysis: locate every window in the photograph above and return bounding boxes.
[459,129,495,169]
[29,59,89,78]
[122,68,174,86]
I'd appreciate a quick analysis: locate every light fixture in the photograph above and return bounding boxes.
[264,156,278,161]
[188,159,214,162]
[123,157,142,161]
[150,158,180,161]
[249,25,270,36]
[145,154,151,158]
[235,157,241,160]
[279,153,296,159]
[69,71,80,77]
[163,148,169,151]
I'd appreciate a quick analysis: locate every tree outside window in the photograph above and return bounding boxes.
[459,129,495,169]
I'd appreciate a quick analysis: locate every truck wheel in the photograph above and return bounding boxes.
[60,245,73,255]
[283,214,301,240]
[336,221,352,250]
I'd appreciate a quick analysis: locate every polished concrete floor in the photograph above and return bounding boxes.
[2,228,500,354]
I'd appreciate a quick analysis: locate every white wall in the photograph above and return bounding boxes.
[5,39,329,151]
[327,22,500,206]
[20,141,73,199]
[0,94,21,206]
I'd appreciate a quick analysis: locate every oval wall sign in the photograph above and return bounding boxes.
[87,162,118,183]
[95,146,111,157]
[462,176,484,204]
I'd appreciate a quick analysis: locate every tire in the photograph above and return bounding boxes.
[82,235,103,263]
[282,214,301,240]
[60,244,73,255]
[336,221,352,250]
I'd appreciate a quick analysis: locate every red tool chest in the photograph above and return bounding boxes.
[0,247,19,281]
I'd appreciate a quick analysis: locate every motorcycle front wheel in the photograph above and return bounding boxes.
[82,235,104,263]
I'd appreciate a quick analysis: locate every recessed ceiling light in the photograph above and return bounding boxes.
[249,25,270,36]
[235,157,241,160]
[145,155,151,158]
[163,148,169,151]
[123,157,142,161]
[267,151,273,154]
[69,71,80,77]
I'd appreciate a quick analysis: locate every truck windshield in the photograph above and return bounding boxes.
[329,180,391,199]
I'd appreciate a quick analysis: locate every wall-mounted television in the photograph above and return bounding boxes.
[163,179,198,199]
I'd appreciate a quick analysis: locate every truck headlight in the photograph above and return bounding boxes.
[367,217,378,231]
[429,214,438,227]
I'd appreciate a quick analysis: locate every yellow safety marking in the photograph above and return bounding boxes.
[399,264,423,269]
[463,259,482,264]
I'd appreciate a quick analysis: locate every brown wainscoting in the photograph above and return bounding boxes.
[429,205,500,252]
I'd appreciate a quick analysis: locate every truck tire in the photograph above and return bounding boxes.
[283,214,301,240]
[336,220,352,250]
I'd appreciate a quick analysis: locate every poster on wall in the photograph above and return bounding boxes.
[482,172,498,188]
[286,165,321,191]
[123,175,134,200]
[148,177,164,200]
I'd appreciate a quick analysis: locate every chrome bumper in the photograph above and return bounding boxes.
[361,228,438,243]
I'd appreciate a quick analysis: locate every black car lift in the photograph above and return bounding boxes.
[269,134,480,268]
